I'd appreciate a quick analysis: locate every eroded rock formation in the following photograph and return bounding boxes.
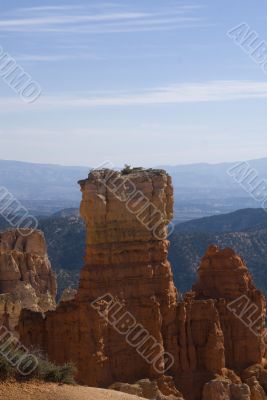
[0,229,56,330]
[59,287,77,303]
[110,376,184,400]
[193,245,266,371]
[172,245,266,399]
[19,169,178,388]
[18,169,267,400]
[202,379,251,400]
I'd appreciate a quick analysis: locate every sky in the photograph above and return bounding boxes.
[0,0,267,167]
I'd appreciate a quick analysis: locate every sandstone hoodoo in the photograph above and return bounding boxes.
[176,245,266,399]
[18,168,267,400]
[0,229,56,331]
[19,168,179,389]
[193,245,266,371]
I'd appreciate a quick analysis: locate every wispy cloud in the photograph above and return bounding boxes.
[15,53,101,62]
[7,23,208,35]
[15,3,122,13]
[0,4,205,33]
[0,13,150,27]
[16,5,87,13]
[0,81,267,112]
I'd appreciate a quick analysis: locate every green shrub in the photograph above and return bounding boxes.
[34,359,77,384]
[0,351,77,384]
[121,164,132,175]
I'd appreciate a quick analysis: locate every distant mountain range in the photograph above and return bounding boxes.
[0,159,89,215]
[1,158,267,219]
[169,208,267,295]
[174,208,267,233]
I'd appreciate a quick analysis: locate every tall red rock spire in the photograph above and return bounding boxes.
[19,168,179,387]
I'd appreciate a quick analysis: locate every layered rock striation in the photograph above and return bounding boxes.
[18,169,267,400]
[0,229,56,330]
[19,169,178,388]
[174,245,266,399]
[193,245,266,371]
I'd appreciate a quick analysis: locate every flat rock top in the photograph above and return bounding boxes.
[0,382,145,400]
[78,168,169,186]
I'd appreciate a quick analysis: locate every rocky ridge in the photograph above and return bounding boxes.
[17,169,267,400]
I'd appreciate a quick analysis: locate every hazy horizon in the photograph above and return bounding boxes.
[1,155,267,169]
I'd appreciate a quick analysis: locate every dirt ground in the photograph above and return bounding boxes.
[0,381,144,400]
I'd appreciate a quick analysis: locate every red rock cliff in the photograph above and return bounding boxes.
[18,170,267,400]
[19,169,179,388]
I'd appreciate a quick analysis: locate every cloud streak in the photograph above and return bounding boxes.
[0,81,267,112]
[15,53,101,62]
[0,4,205,33]
[16,5,87,13]
[0,13,150,27]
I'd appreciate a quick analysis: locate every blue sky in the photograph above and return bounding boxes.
[0,0,267,167]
